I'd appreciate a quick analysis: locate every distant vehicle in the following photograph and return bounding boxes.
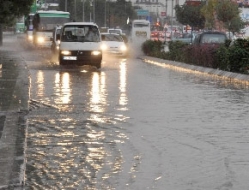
[193,31,228,45]
[59,22,102,68]
[107,28,124,35]
[130,19,151,43]
[25,13,35,42]
[51,25,62,56]
[100,33,128,57]
[107,28,128,43]
[171,32,197,44]
[32,10,70,47]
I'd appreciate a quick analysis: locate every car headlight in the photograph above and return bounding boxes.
[37,36,45,43]
[101,44,107,51]
[61,50,71,55]
[91,50,102,56]
[28,35,33,41]
[120,44,127,52]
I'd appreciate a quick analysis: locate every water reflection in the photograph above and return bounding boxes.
[27,61,130,189]
[54,72,71,107]
[36,70,45,97]
[119,60,128,109]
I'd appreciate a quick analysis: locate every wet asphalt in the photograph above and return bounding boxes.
[0,32,29,189]
[1,32,249,190]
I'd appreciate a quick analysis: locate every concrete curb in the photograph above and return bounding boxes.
[140,55,249,84]
[0,36,30,189]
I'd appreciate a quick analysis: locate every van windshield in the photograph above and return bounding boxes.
[61,25,100,42]
[200,34,226,44]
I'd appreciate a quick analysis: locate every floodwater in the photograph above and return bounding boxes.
[19,37,249,190]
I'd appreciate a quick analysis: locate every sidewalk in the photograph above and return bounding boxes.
[0,32,30,189]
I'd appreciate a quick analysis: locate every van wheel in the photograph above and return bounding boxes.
[59,56,66,65]
[94,62,101,69]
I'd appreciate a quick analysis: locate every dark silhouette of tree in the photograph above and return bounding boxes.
[0,0,34,45]
[0,0,33,24]
[175,2,206,30]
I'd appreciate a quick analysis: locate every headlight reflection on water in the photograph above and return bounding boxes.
[119,60,128,109]
[54,72,72,110]
[145,59,249,87]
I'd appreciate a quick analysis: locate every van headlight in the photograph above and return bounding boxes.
[28,35,33,41]
[61,50,71,55]
[37,36,45,43]
[120,45,127,52]
[101,44,107,51]
[91,51,101,56]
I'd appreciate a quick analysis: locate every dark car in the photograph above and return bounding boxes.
[193,31,228,45]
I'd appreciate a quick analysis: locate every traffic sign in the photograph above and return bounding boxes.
[136,9,149,16]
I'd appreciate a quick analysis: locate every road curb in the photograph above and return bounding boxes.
[140,55,249,83]
[0,40,30,189]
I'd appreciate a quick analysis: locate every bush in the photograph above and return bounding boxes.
[215,45,230,71]
[229,39,249,73]
[167,41,188,62]
[141,39,163,56]
[141,38,249,74]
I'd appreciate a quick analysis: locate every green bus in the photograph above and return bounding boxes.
[32,10,70,47]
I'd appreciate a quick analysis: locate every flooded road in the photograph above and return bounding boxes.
[19,38,249,190]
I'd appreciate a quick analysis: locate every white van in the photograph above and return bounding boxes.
[130,19,151,43]
[59,22,102,69]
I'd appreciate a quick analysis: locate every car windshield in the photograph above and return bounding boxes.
[108,29,121,34]
[101,34,123,42]
[61,25,100,42]
[200,34,226,44]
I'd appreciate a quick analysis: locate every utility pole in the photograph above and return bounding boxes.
[171,0,174,40]
[65,0,67,12]
[104,0,106,27]
[74,0,76,21]
[82,0,85,22]
[93,0,95,23]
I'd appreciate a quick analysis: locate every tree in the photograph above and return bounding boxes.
[201,0,217,29]
[0,0,34,46]
[216,0,244,32]
[175,2,206,31]
[0,0,34,24]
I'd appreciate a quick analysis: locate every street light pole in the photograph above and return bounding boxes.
[82,0,85,22]
[165,0,168,41]
[65,0,67,11]
[90,0,93,22]
[170,0,174,40]
[74,0,76,21]
[104,0,106,27]
[93,0,95,22]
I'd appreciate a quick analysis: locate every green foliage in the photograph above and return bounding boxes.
[167,40,188,62]
[0,0,33,24]
[216,0,239,23]
[228,39,249,73]
[216,0,244,32]
[141,38,249,74]
[142,40,163,57]
[175,3,206,29]
[215,45,231,70]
